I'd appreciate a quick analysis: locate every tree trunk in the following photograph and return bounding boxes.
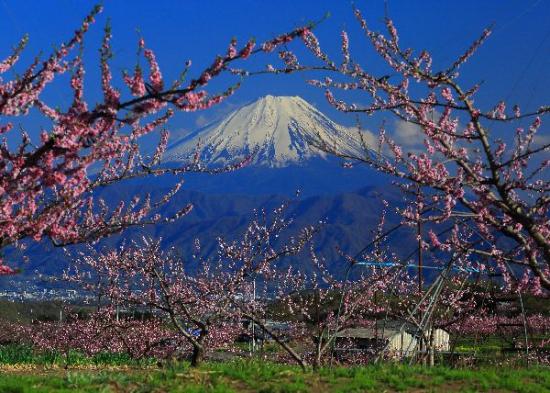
[313,347,321,370]
[191,344,204,367]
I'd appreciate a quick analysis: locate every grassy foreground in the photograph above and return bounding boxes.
[0,360,549,393]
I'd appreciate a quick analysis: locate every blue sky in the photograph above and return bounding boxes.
[0,0,548,136]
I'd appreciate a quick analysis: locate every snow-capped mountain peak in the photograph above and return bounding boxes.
[164,95,364,167]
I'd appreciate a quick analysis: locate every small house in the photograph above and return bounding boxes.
[375,320,451,352]
[429,328,450,351]
[334,327,417,358]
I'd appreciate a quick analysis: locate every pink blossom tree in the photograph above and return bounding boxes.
[62,203,317,366]
[0,5,310,275]
[269,7,550,291]
[238,204,414,369]
[23,309,181,367]
[68,238,244,367]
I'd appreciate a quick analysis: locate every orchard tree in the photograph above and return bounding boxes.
[0,5,310,275]
[23,309,181,367]
[241,204,415,368]
[64,238,241,367]
[62,203,317,366]
[268,7,550,291]
[264,245,405,368]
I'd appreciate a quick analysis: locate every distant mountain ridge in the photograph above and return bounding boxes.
[4,184,417,290]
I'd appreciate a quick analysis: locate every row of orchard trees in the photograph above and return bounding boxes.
[16,200,550,369]
[12,221,550,369]
[0,5,548,369]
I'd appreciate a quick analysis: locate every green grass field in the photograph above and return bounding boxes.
[1,357,549,392]
[0,342,548,392]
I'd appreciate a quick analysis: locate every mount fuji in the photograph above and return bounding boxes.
[163,95,383,196]
[165,95,367,168]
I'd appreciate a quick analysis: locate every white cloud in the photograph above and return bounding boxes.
[347,126,377,149]
[393,119,424,148]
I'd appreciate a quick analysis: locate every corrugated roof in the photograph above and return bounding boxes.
[335,327,406,339]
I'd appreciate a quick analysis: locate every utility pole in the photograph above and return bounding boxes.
[417,185,425,364]
[251,278,256,354]
[417,186,423,295]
